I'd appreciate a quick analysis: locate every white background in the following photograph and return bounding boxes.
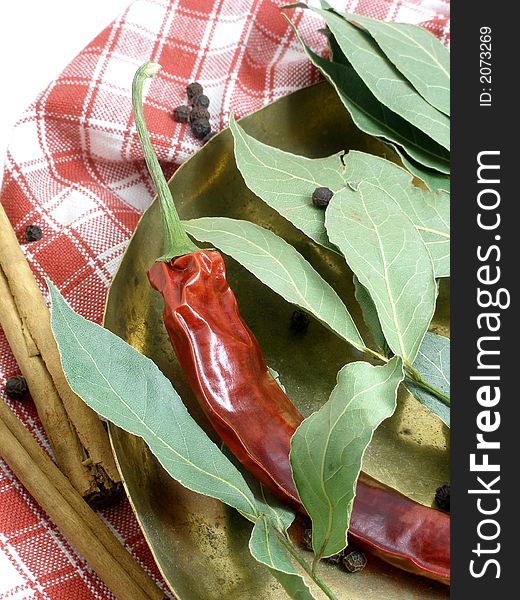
[0,1,130,187]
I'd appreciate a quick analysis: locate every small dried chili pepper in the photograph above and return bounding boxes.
[132,63,450,585]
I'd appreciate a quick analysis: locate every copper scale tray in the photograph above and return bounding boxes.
[103,80,450,600]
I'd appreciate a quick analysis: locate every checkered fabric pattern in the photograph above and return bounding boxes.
[0,0,450,597]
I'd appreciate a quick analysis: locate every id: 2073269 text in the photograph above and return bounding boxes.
[480,26,492,106]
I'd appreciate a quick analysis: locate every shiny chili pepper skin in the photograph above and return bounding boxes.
[148,250,302,507]
[148,249,450,585]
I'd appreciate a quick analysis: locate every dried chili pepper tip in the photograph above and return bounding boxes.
[191,118,211,140]
[172,105,190,123]
[24,224,43,242]
[290,309,310,333]
[5,375,28,400]
[343,550,367,573]
[186,82,203,101]
[192,94,210,109]
[312,187,334,209]
[189,106,210,123]
[435,483,450,511]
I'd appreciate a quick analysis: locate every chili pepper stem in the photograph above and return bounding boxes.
[277,531,339,600]
[132,63,199,261]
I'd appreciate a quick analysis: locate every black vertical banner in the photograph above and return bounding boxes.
[452,2,516,598]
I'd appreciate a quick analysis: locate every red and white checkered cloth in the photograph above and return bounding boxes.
[0,1,449,597]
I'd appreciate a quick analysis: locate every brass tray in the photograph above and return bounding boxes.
[104,81,450,600]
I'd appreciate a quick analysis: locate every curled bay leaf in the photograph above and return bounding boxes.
[394,149,451,193]
[48,280,259,521]
[184,216,365,351]
[292,29,450,174]
[325,182,437,364]
[311,7,450,150]
[229,114,342,250]
[290,357,403,558]
[353,274,386,353]
[344,151,450,277]
[338,12,450,116]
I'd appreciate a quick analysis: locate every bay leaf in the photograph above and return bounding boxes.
[249,516,317,600]
[325,182,437,364]
[184,217,365,350]
[294,32,450,174]
[405,332,450,427]
[312,8,450,150]
[352,274,386,353]
[290,357,403,558]
[344,151,450,277]
[48,281,259,521]
[229,114,342,250]
[395,148,451,193]
[339,12,450,116]
[230,119,449,277]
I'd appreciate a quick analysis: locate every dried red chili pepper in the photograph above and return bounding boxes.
[133,63,450,585]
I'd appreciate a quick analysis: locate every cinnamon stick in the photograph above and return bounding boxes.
[0,400,166,600]
[0,267,93,494]
[0,203,121,500]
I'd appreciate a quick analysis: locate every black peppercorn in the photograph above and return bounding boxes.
[327,552,343,565]
[172,105,190,123]
[202,131,216,144]
[434,483,450,511]
[342,550,367,573]
[5,375,28,399]
[192,94,210,109]
[312,187,334,209]
[290,310,310,334]
[189,106,210,123]
[25,225,43,242]
[187,82,203,101]
[191,118,211,140]
[303,528,313,551]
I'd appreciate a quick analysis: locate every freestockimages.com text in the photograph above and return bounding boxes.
[468,150,508,579]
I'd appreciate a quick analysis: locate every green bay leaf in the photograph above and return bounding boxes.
[229,114,342,251]
[340,13,450,116]
[290,357,403,558]
[48,281,258,521]
[313,8,450,150]
[405,332,450,427]
[295,33,450,174]
[353,274,386,353]
[325,182,437,364]
[184,217,365,351]
[344,151,450,277]
[230,119,449,276]
[249,516,317,600]
[394,148,451,193]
